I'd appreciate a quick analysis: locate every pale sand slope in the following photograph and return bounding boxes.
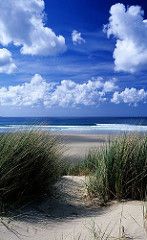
[1,176,147,240]
[61,133,110,163]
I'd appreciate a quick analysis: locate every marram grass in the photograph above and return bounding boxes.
[0,131,64,210]
[85,134,147,203]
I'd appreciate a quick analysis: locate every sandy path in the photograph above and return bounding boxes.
[1,176,147,240]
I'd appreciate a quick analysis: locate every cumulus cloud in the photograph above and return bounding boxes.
[45,79,105,107]
[111,88,147,105]
[0,0,66,56]
[104,3,147,72]
[72,30,85,45]
[1,74,146,107]
[0,74,53,106]
[0,48,16,74]
[0,75,117,107]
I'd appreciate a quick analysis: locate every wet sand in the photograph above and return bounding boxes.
[60,133,112,163]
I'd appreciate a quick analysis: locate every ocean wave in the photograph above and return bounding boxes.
[0,124,147,133]
[95,124,147,131]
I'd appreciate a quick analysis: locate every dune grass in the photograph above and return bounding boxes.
[84,134,147,203]
[67,134,147,203]
[0,131,64,212]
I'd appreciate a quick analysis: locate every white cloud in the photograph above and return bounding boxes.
[0,0,66,56]
[0,74,52,106]
[111,88,147,105]
[45,78,116,107]
[72,30,85,45]
[103,79,117,92]
[104,3,147,72]
[0,48,16,74]
[45,79,105,107]
[0,75,117,107]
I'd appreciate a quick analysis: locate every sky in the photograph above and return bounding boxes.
[0,0,147,117]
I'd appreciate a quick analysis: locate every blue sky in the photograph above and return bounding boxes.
[0,0,146,116]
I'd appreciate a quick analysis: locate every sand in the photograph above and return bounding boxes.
[1,176,147,240]
[1,133,146,240]
[61,133,110,163]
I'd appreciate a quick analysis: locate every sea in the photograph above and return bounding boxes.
[0,117,147,134]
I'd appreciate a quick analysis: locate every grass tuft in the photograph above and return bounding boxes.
[0,131,64,211]
[84,134,147,203]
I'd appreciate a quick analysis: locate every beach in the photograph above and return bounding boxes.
[1,132,147,240]
[0,0,147,238]
[0,119,147,240]
[61,133,109,163]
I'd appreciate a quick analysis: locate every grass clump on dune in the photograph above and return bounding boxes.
[85,134,147,203]
[0,131,64,211]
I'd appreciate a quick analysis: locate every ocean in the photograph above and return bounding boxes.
[0,117,147,134]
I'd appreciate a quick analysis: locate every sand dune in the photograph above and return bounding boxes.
[1,134,146,240]
[1,176,147,240]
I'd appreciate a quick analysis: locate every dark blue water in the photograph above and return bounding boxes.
[0,117,147,126]
[0,117,147,133]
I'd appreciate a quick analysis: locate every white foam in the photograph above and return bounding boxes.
[95,124,147,131]
[0,124,147,132]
